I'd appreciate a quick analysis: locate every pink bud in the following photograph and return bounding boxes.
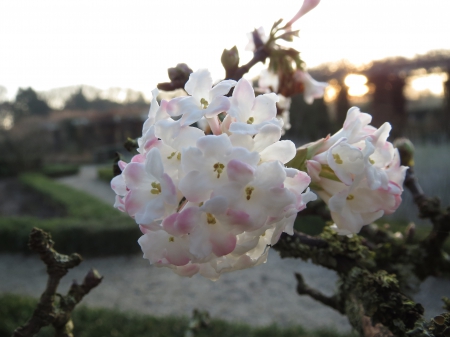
[287,0,321,26]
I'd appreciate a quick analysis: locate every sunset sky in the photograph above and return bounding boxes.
[1,0,449,101]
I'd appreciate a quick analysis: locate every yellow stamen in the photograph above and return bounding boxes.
[245,186,255,200]
[246,117,254,124]
[176,152,181,160]
[213,162,225,178]
[333,153,343,165]
[167,152,176,159]
[150,182,162,194]
[200,98,209,109]
[206,213,216,224]
[347,194,354,200]
[169,236,175,242]
[369,158,375,165]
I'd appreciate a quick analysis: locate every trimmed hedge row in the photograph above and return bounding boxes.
[0,294,353,337]
[0,173,141,256]
[41,164,80,178]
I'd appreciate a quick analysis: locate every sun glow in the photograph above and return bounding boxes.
[410,73,447,96]
[344,74,369,97]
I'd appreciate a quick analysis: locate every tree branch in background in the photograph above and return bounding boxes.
[157,29,270,92]
[12,228,103,337]
[294,272,344,314]
[395,138,450,279]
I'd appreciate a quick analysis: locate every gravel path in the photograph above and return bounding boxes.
[55,165,116,205]
[1,165,449,333]
[1,252,449,333]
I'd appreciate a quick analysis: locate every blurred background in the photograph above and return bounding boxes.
[1,1,450,336]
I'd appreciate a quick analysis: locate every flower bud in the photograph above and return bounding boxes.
[393,137,415,167]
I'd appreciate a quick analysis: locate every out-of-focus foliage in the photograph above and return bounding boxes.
[0,293,355,337]
[13,88,50,120]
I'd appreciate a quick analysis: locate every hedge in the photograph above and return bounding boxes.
[0,173,140,256]
[41,164,80,178]
[0,294,354,337]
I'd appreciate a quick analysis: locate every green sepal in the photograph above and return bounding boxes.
[319,164,341,182]
[286,148,308,171]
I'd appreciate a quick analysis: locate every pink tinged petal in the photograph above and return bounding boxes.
[327,140,364,186]
[220,114,233,134]
[344,107,372,130]
[227,159,255,185]
[252,93,278,123]
[138,231,168,263]
[229,133,253,150]
[111,175,127,196]
[199,264,221,281]
[307,160,322,182]
[123,163,149,190]
[287,0,321,26]
[232,235,260,256]
[114,195,125,212]
[281,214,297,237]
[139,225,149,234]
[209,225,237,257]
[328,188,349,213]
[385,181,402,195]
[139,221,162,232]
[189,225,213,260]
[227,147,260,167]
[285,168,299,178]
[180,107,206,126]
[124,190,147,217]
[209,80,237,100]
[228,122,259,135]
[256,161,286,189]
[131,154,145,163]
[166,96,190,117]
[196,134,232,157]
[204,96,231,118]
[260,140,296,164]
[173,125,205,149]
[206,116,222,135]
[145,148,164,179]
[201,196,228,215]
[181,147,204,173]
[163,208,200,237]
[287,170,311,195]
[229,78,255,121]
[165,237,191,266]
[148,88,160,118]
[296,71,327,105]
[160,173,177,205]
[185,69,213,101]
[118,160,127,171]
[253,124,282,152]
[135,197,165,225]
[174,263,200,277]
[179,170,211,203]
[144,137,159,152]
[226,208,253,231]
[162,213,179,236]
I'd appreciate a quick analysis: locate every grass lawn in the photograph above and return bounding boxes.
[0,294,355,337]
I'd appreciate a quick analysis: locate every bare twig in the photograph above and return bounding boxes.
[294,272,344,314]
[12,228,102,337]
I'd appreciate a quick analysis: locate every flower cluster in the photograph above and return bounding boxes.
[111,69,315,280]
[306,107,407,235]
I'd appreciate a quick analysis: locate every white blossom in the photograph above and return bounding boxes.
[111,69,315,280]
[306,107,407,234]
